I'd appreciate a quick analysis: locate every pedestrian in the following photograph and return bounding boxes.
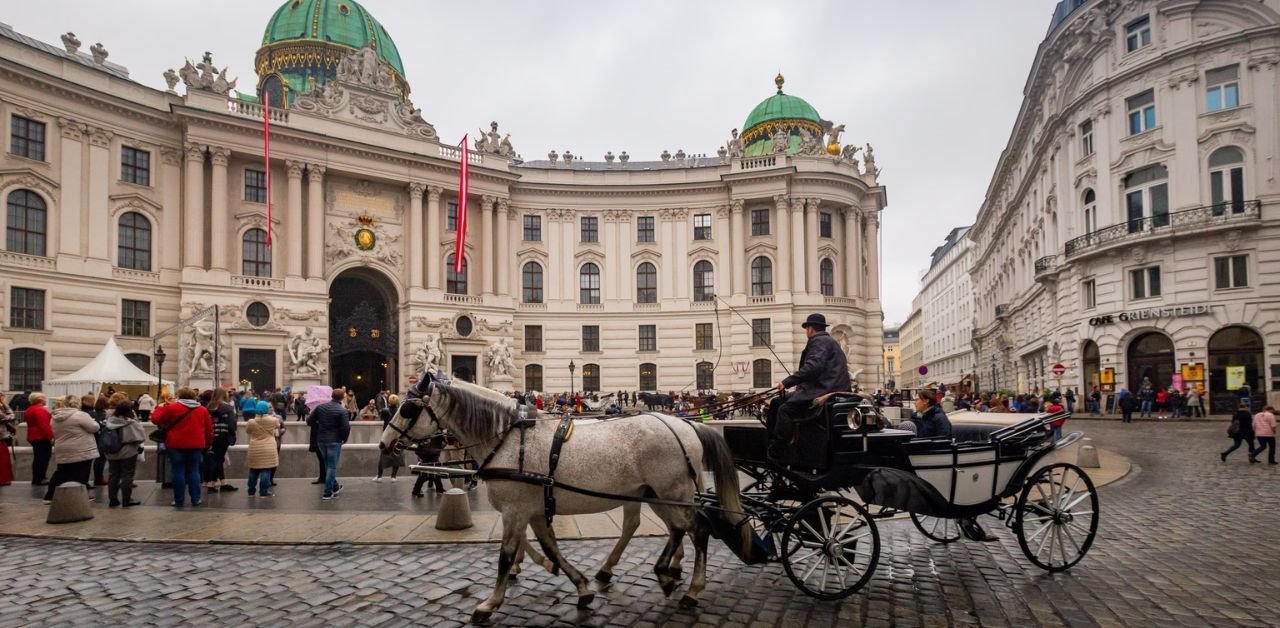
[1117,387,1137,423]
[359,400,380,421]
[293,393,308,422]
[203,388,238,493]
[1196,383,1207,417]
[151,387,214,507]
[411,434,446,497]
[0,392,15,486]
[1065,388,1076,414]
[309,388,351,500]
[136,392,155,422]
[271,388,289,418]
[1139,382,1155,418]
[239,391,258,420]
[1251,405,1277,465]
[1045,394,1066,442]
[103,401,146,507]
[1186,387,1202,418]
[1221,401,1257,462]
[41,395,100,504]
[245,403,283,497]
[1170,388,1184,419]
[86,394,109,487]
[374,395,403,482]
[1090,386,1101,414]
[305,386,330,485]
[1155,388,1169,420]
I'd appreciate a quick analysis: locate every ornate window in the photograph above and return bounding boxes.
[820,212,832,238]
[820,258,835,296]
[1214,255,1249,290]
[582,363,600,392]
[579,263,601,304]
[1130,265,1161,300]
[6,190,46,256]
[636,216,655,243]
[121,146,150,186]
[693,260,714,302]
[580,216,598,243]
[8,348,44,391]
[446,254,468,294]
[1206,65,1240,112]
[638,362,657,391]
[1079,119,1094,156]
[9,287,44,329]
[1124,164,1168,232]
[524,364,543,391]
[121,299,150,337]
[636,262,657,303]
[1082,189,1097,234]
[246,302,270,327]
[696,361,714,390]
[1125,15,1151,53]
[117,211,152,271]
[1126,89,1156,135]
[1082,279,1096,310]
[446,201,458,231]
[753,358,772,389]
[241,228,271,277]
[750,208,770,236]
[522,261,544,303]
[9,115,45,161]
[244,169,268,202]
[523,215,541,241]
[750,257,773,296]
[693,213,712,240]
[1209,147,1245,215]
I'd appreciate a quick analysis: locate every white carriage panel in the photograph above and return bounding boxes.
[914,468,954,503]
[995,461,1022,497]
[952,463,999,505]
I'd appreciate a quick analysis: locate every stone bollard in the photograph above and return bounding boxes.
[47,482,94,524]
[1077,437,1100,468]
[435,488,474,530]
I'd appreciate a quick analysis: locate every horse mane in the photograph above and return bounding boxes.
[431,379,518,442]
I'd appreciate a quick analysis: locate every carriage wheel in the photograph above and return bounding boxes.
[781,495,879,600]
[1014,463,1099,572]
[910,513,962,544]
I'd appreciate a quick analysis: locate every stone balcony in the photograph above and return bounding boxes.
[1064,200,1261,260]
[231,274,284,290]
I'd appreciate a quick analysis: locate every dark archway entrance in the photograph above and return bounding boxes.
[1081,340,1101,393]
[329,268,398,408]
[1126,331,1174,393]
[1208,326,1264,413]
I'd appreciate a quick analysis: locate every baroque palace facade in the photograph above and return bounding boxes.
[970,0,1280,412]
[0,1,886,403]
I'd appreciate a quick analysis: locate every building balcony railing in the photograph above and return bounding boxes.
[995,304,1009,319]
[0,250,55,270]
[634,302,661,311]
[824,296,857,306]
[1064,200,1261,259]
[691,300,715,309]
[748,295,775,305]
[226,98,289,124]
[517,302,546,312]
[443,293,481,305]
[231,274,284,290]
[1033,255,1058,276]
[112,267,161,283]
[576,303,604,312]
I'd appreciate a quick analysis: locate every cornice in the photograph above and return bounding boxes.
[0,61,180,132]
[510,180,728,199]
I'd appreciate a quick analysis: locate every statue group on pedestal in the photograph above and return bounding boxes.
[486,337,515,378]
[288,327,328,377]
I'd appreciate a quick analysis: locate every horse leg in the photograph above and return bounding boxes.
[472,514,524,624]
[668,535,686,580]
[679,518,712,608]
[652,526,686,597]
[530,518,595,610]
[596,503,640,583]
[520,535,556,574]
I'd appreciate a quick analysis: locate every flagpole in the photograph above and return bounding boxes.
[454,135,469,273]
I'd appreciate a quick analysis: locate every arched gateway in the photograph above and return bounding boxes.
[328,268,398,407]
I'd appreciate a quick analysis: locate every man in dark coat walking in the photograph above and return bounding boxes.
[768,313,851,459]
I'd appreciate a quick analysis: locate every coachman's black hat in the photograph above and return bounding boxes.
[801,313,827,329]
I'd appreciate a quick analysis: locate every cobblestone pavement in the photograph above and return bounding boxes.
[1,420,1277,627]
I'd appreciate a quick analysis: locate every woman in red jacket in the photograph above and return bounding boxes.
[151,387,214,507]
[23,393,54,485]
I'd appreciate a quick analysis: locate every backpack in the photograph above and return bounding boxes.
[1227,419,1240,438]
[99,423,125,455]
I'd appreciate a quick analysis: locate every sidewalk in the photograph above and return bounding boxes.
[0,443,1130,545]
[1069,411,1229,422]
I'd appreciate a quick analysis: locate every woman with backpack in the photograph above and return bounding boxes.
[203,388,239,493]
[103,401,147,507]
[1221,401,1256,462]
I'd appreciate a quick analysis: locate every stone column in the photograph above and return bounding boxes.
[790,198,806,293]
[843,206,861,297]
[805,198,821,292]
[480,195,496,295]
[306,165,325,279]
[56,118,86,257]
[496,199,511,296]
[660,210,676,300]
[208,147,231,271]
[285,160,305,278]
[183,143,206,269]
[729,200,745,295]
[86,128,112,261]
[407,182,425,289]
[160,148,182,270]
[865,213,880,298]
[715,206,731,298]
[426,186,442,290]
[546,210,561,301]
[773,195,791,293]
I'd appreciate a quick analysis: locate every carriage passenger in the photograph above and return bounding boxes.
[912,390,952,439]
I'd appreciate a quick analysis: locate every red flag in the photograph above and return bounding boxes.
[262,91,273,247]
[454,135,469,273]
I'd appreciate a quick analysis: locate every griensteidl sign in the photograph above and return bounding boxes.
[1088,304,1214,326]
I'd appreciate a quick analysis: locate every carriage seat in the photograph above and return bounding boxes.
[951,423,1003,444]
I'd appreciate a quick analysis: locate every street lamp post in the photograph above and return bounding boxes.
[568,360,576,398]
[153,344,168,487]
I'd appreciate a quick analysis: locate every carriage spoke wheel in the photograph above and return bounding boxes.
[781,495,879,600]
[1015,463,1099,572]
[910,513,962,544]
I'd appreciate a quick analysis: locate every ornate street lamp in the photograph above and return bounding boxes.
[568,360,576,398]
[153,345,166,400]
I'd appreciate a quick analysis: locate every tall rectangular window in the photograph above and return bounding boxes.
[446,201,458,231]
[752,359,772,389]
[636,216,655,243]
[1125,165,1169,232]
[695,323,713,351]
[580,216,598,243]
[1206,64,1240,112]
[1130,266,1161,300]
[1210,148,1246,215]
[524,325,543,352]
[750,208,770,236]
[1214,255,1248,290]
[819,212,833,238]
[9,115,45,161]
[244,169,268,202]
[693,213,712,240]
[1127,90,1156,135]
[638,325,657,352]
[9,287,44,329]
[523,214,541,241]
[120,146,151,186]
[8,348,44,392]
[121,299,150,337]
[1079,119,1094,156]
[1125,15,1151,53]
[582,325,600,353]
[751,318,771,347]
[1082,279,1096,310]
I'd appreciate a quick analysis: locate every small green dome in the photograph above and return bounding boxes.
[740,74,825,157]
[261,0,405,77]
[743,93,821,131]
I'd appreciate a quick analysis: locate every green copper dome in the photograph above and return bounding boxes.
[741,74,825,157]
[743,93,821,131]
[262,0,404,76]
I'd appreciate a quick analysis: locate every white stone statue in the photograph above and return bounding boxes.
[771,128,790,155]
[187,319,215,378]
[61,32,81,55]
[90,43,108,65]
[414,333,445,374]
[826,123,845,150]
[726,128,744,159]
[163,68,179,92]
[289,327,328,377]
[486,337,515,377]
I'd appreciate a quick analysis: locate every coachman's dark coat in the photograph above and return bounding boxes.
[781,331,851,403]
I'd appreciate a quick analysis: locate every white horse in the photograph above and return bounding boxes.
[380,372,749,623]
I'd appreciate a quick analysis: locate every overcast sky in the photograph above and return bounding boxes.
[5,0,1059,324]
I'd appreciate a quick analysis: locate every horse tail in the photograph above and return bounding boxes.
[691,422,752,559]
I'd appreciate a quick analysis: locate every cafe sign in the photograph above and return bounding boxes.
[1088,303,1214,327]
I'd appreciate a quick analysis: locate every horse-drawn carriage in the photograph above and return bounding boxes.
[705,393,1099,600]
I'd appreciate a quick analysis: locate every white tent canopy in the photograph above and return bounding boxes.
[42,338,172,397]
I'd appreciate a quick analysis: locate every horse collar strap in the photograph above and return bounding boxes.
[543,416,575,525]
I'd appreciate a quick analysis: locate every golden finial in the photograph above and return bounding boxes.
[775,72,785,94]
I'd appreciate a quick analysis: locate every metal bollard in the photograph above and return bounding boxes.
[1076,437,1100,468]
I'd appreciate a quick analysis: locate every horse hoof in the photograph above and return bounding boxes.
[550,565,560,576]
[679,595,699,608]
[470,610,493,624]
[577,593,595,610]
[660,580,678,597]
[594,570,613,584]
[670,568,684,580]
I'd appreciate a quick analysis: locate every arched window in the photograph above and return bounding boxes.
[1209,147,1245,215]
[117,211,152,271]
[636,262,657,303]
[5,190,47,256]
[752,358,772,389]
[695,361,714,391]
[125,352,151,374]
[241,228,271,277]
[522,261,543,304]
[1127,331,1175,393]
[638,363,657,391]
[582,363,600,392]
[8,348,44,391]
[447,254,468,294]
[580,263,601,304]
[524,364,543,391]
[820,258,835,296]
[750,257,773,296]
[692,260,714,302]
[1081,339,1100,392]
[1082,189,1097,234]
[1209,325,1264,412]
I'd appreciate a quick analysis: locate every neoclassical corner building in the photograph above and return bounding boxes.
[0,1,886,403]
[970,0,1280,412]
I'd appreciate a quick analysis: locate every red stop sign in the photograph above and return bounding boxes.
[1051,363,1066,376]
